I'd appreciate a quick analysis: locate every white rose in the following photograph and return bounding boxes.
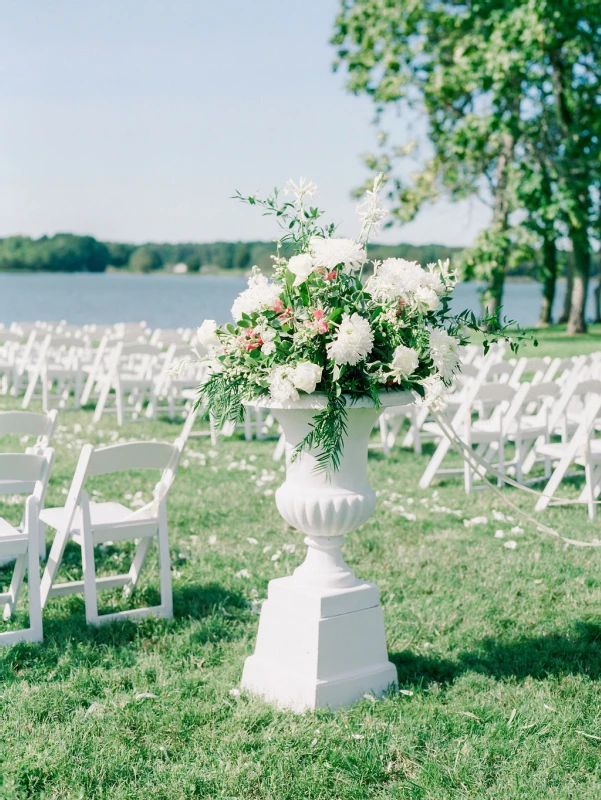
[290,361,323,394]
[390,345,419,379]
[196,320,219,347]
[415,285,440,312]
[288,253,314,286]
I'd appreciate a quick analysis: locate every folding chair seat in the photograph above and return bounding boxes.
[40,434,189,625]
[0,449,54,645]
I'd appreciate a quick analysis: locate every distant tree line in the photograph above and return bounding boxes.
[0,234,466,275]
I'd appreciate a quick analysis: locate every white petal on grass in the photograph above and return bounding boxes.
[135,692,158,701]
[464,516,487,527]
[503,540,517,550]
[494,530,505,539]
[246,537,258,545]
[235,569,251,579]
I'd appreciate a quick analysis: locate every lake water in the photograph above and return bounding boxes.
[0,271,596,328]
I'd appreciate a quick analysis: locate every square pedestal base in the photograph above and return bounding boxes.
[241,575,398,712]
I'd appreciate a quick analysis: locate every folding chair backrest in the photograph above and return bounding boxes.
[486,361,514,383]
[86,441,177,477]
[0,449,54,500]
[0,410,57,448]
[474,382,516,406]
[523,381,561,403]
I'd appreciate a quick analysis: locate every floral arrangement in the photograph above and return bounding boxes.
[196,176,522,471]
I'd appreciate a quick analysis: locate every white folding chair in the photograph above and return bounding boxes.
[505,382,560,483]
[92,342,168,425]
[40,437,187,625]
[535,385,601,519]
[22,334,89,410]
[0,449,54,645]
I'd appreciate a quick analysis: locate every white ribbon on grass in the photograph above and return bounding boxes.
[430,409,601,549]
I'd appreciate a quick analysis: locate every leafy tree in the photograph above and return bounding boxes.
[333,0,601,333]
[106,241,135,268]
[128,246,163,273]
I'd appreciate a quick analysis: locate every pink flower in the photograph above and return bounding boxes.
[325,270,337,281]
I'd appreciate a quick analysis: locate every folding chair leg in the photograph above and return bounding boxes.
[379,417,390,457]
[464,448,473,494]
[497,436,505,488]
[42,374,50,411]
[26,505,43,642]
[585,461,596,520]
[3,554,27,621]
[127,537,153,589]
[156,503,172,619]
[116,385,124,427]
[93,381,111,423]
[80,498,99,624]
[39,521,46,561]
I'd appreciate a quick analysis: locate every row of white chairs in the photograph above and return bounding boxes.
[0,407,195,645]
[405,348,601,519]
[0,322,208,428]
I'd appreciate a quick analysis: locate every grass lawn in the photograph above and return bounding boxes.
[2,332,601,799]
[475,322,601,360]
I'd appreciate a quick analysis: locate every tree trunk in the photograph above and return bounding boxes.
[481,130,514,328]
[567,224,590,335]
[558,252,573,325]
[594,275,601,324]
[482,266,505,323]
[538,232,557,326]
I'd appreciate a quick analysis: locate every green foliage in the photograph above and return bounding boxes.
[0,234,111,273]
[333,0,601,329]
[128,246,163,273]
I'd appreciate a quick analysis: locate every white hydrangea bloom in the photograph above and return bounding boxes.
[366,258,447,309]
[288,253,314,286]
[389,344,419,380]
[231,270,281,322]
[310,237,366,273]
[268,366,299,403]
[428,328,460,381]
[326,313,374,365]
[196,319,219,347]
[290,361,322,394]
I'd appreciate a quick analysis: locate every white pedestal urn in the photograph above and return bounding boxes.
[241,391,412,712]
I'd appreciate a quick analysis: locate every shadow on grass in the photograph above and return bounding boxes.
[0,581,249,683]
[391,620,601,688]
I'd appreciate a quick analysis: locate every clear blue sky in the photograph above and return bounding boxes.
[1,0,490,247]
